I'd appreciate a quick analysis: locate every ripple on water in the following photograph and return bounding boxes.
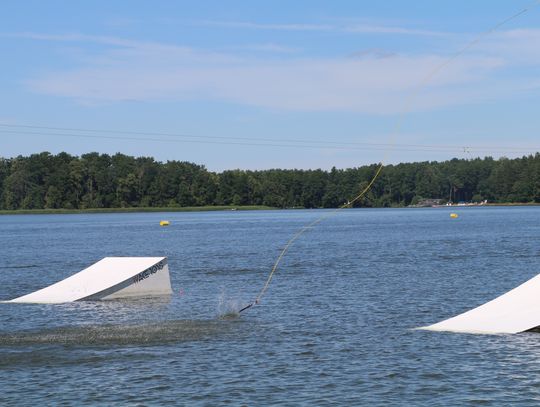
[0,208,539,405]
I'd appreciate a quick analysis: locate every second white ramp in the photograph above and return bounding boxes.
[420,273,540,334]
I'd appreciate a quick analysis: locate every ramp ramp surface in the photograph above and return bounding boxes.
[8,257,172,304]
[420,273,540,334]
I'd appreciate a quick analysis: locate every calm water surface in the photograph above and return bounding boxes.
[0,207,539,405]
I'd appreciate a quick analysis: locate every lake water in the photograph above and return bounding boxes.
[1,207,539,405]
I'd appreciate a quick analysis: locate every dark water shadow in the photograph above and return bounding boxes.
[0,318,241,348]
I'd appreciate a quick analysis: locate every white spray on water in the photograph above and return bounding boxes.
[217,288,242,319]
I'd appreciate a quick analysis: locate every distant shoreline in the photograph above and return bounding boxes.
[474,202,539,207]
[411,202,540,209]
[0,202,538,215]
[0,205,276,215]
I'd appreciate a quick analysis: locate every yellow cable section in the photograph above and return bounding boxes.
[240,0,540,312]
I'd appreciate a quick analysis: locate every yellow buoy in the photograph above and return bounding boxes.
[159,220,170,226]
[450,213,458,219]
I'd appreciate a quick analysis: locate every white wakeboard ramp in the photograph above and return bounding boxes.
[7,257,172,304]
[420,273,540,334]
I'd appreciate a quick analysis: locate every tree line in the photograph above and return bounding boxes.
[0,151,538,210]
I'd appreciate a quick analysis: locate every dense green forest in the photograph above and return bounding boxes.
[0,152,538,210]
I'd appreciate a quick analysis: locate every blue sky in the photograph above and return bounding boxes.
[1,1,539,170]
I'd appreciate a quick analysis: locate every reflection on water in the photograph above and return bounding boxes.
[67,295,174,313]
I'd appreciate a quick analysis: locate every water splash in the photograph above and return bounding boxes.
[217,289,242,319]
